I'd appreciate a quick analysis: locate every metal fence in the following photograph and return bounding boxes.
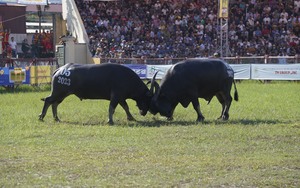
[0,58,59,68]
[1,55,299,67]
[1,55,299,87]
[98,55,300,65]
[0,58,59,88]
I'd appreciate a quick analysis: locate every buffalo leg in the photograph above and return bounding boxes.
[219,78,234,120]
[52,101,61,122]
[223,95,232,120]
[108,99,118,125]
[119,100,135,121]
[167,103,178,121]
[39,94,67,122]
[39,97,52,121]
[166,108,175,121]
[216,94,226,119]
[216,93,232,120]
[192,98,205,122]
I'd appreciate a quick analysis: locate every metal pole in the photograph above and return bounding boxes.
[37,5,42,34]
[220,18,223,57]
[52,13,56,51]
[226,19,229,57]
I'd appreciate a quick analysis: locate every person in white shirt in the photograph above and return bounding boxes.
[9,36,17,58]
[279,14,288,24]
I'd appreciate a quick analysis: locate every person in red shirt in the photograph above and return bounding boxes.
[44,30,52,54]
[261,25,271,39]
[0,29,4,53]
[3,29,10,51]
[31,30,41,57]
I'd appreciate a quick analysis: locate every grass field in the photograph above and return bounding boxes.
[0,81,299,187]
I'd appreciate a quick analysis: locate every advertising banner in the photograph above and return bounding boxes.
[10,67,30,84]
[0,66,30,85]
[146,65,172,79]
[123,64,147,79]
[0,0,60,4]
[219,0,229,18]
[231,64,251,79]
[49,0,61,4]
[30,65,52,84]
[17,0,47,5]
[0,0,18,3]
[0,67,12,86]
[146,64,250,80]
[251,64,300,80]
[147,64,251,80]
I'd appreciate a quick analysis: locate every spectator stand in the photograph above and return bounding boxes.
[73,0,300,60]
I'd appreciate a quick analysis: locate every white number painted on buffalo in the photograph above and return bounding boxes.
[60,69,71,77]
[58,76,71,86]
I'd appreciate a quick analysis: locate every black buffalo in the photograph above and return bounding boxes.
[150,58,239,121]
[39,63,154,124]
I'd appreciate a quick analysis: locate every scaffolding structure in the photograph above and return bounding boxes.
[218,0,231,57]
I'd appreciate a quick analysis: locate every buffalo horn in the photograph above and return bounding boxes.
[150,71,160,99]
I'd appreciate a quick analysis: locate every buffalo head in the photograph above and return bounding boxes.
[136,91,153,116]
[149,72,176,120]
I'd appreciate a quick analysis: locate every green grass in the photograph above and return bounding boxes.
[0,81,299,187]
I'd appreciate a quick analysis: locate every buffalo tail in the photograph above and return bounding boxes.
[233,80,239,101]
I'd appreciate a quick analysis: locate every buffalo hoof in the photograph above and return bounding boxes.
[197,116,205,122]
[107,120,114,125]
[218,115,229,121]
[140,110,147,116]
[127,116,136,121]
[54,117,61,122]
[39,114,44,121]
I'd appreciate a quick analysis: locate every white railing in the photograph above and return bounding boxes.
[96,55,300,65]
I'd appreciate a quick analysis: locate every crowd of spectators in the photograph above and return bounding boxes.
[30,29,54,58]
[74,0,300,58]
[1,29,54,59]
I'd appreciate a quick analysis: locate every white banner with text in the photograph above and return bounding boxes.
[251,64,300,80]
[18,0,47,5]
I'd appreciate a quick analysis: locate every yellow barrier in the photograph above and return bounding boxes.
[30,65,54,84]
